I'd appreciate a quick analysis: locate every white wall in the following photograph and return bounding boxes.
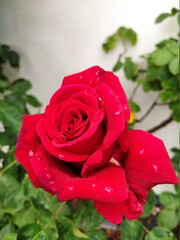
[0,0,179,191]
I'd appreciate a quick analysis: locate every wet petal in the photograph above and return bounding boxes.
[120,130,179,203]
[30,151,128,203]
[94,190,143,224]
[36,118,89,162]
[81,143,116,177]
[96,83,125,149]
[50,84,99,105]
[118,190,143,220]
[62,66,104,88]
[94,201,123,224]
[15,114,49,190]
[99,71,130,121]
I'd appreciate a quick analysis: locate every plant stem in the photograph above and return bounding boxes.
[0,160,17,176]
[147,115,173,133]
[129,84,139,101]
[32,201,67,240]
[136,95,159,122]
[117,40,127,61]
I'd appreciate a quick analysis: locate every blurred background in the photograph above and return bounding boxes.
[0,0,179,189]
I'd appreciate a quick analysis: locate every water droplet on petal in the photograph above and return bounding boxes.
[115,111,121,116]
[92,184,96,188]
[68,186,74,191]
[153,164,158,173]
[29,150,34,157]
[140,149,144,155]
[46,174,51,179]
[79,75,83,79]
[59,154,64,159]
[104,186,112,193]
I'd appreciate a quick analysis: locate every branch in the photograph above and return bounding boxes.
[129,84,139,101]
[136,94,159,122]
[147,115,173,133]
[117,40,127,61]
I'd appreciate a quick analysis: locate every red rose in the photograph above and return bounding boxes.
[16,66,178,224]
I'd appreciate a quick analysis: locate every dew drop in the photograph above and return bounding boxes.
[59,154,64,159]
[29,150,34,157]
[140,149,144,155]
[104,186,112,193]
[95,70,100,76]
[92,184,96,188]
[46,174,51,179]
[49,181,55,185]
[115,111,121,116]
[79,75,83,79]
[153,164,158,173]
[68,186,74,191]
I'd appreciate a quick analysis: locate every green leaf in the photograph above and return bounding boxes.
[0,130,16,146]
[8,51,20,68]
[124,57,139,80]
[169,57,179,75]
[5,93,28,114]
[129,100,141,112]
[102,33,119,52]
[74,201,104,231]
[86,230,107,240]
[11,78,32,94]
[159,192,179,210]
[117,27,137,45]
[171,147,180,173]
[25,95,42,107]
[17,223,47,240]
[169,101,179,122]
[160,91,171,102]
[155,13,170,23]
[2,233,17,240]
[150,49,173,66]
[112,61,122,72]
[157,208,179,230]
[12,205,37,227]
[141,190,155,218]
[121,219,144,240]
[0,225,16,240]
[0,79,10,90]
[0,100,22,134]
[167,43,179,56]
[145,226,176,240]
[58,215,89,240]
[0,173,25,213]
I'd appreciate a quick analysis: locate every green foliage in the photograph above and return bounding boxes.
[141,190,156,218]
[155,8,179,23]
[120,219,144,240]
[102,26,137,52]
[145,227,176,240]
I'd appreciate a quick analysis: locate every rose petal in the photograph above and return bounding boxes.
[118,190,143,220]
[62,66,130,121]
[36,118,89,162]
[81,143,116,177]
[94,190,143,224]
[15,114,50,190]
[62,66,104,88]
[30,150,128,203]
[96,83,125,149]
[119,130,179,203]
[50,84,99,105]
[94,201,123,224]
[99,71,130,121]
